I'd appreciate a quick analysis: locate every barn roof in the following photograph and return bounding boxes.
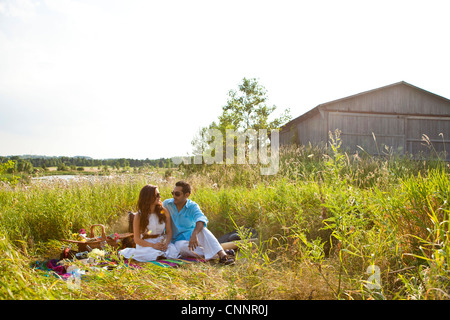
[281,81,450,132]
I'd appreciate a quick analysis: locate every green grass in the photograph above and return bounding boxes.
[0,134,449,300]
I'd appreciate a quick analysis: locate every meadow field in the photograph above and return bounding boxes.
[0,134,449,300]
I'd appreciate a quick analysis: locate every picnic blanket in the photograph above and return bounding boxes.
[31,258,142,280]
[30,228,252,281]
[148,257,205,268]
[31,256,206,282]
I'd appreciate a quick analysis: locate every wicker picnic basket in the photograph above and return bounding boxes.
[61,224,133,252]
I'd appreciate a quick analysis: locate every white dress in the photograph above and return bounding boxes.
[119,213,178,262]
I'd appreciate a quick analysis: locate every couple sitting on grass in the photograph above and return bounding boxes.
[119,181,235,265]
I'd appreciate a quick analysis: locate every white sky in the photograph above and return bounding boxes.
[1,0,450,160]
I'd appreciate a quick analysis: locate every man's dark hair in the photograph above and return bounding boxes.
[175,181,191,194]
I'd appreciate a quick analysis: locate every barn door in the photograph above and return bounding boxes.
[327,112,406,155]
[406,116,450,160]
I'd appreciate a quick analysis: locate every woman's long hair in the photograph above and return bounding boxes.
[137,185,165,235]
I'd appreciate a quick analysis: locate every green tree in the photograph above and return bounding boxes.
[0,160,18,184]
[192,77,291,160]
[16,160,33,173]
[220,77,291,131]
[0,160,15,175]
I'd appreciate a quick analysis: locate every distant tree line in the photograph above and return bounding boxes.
[0,156,176,173]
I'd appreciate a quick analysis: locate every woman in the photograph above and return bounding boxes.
[119,185,178,262]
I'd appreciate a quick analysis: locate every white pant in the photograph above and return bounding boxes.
[174,228,223,260]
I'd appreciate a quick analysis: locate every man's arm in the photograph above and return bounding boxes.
[189,221,204,251]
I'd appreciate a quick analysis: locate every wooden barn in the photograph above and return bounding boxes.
[280,81,450,160]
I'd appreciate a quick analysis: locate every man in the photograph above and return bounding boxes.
[163,181,235,265]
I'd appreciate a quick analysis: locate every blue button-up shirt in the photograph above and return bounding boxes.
[163,198,209,243]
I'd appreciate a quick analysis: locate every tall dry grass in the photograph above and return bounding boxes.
[0,132,449,299]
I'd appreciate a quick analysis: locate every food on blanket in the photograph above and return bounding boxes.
[75,251,88,259]
[88,248,105,259]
